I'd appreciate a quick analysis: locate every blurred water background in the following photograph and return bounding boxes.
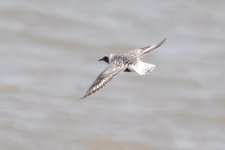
[0,0,225,150]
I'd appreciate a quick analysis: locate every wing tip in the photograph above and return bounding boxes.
[159,38,167,46]
[80,95,86,100]
[151,37,167,49]
[153,38,167,49]
[80,92,90,100]
[141,38,167,51]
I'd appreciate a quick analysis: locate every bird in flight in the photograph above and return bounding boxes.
[81,38,166,99]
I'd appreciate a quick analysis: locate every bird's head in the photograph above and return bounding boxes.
[98,54,115,64]
[98,56,109,64]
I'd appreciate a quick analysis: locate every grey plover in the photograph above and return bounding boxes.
[81,39,166,99]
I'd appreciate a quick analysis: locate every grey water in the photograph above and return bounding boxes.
[0,0,225,150]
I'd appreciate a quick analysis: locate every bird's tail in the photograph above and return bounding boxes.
[129,61,155,75]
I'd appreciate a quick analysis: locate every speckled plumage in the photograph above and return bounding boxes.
[81,38,166,99]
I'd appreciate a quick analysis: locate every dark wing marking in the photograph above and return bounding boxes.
[80,64,126,99]
[139,38,166,58]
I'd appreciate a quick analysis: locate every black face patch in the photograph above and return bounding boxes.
[103,56,109,63]
[99,56,109,64]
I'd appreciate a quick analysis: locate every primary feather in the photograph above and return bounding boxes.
[80,64,126,99]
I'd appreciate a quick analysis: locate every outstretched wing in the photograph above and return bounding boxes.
[138,38,166,58]
[124,38,166,59]
[81,64,126,99]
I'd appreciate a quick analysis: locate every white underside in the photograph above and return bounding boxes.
[128,61,155,75]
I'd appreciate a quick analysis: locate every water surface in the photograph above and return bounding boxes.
[0,0,225,150]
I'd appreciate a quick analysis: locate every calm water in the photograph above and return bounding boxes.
[0,0,225,150]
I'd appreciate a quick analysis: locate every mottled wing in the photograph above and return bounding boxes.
[138,38,166,58]
[81,64,126,99]
[126,38,166,59]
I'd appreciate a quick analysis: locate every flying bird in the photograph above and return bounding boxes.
[81,38,166,99]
